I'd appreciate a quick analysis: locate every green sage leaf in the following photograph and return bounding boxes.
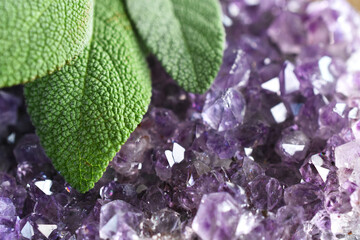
[126,0,225,93]
[0,0,94,87]
[24,0,152,193]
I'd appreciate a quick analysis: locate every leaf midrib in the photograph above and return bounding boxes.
[168,0,197,84]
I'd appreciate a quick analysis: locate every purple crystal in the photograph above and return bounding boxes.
[279,61,301,95]
[284,183,323,219]
[149,107,180,138]
[249,175,283,211]
[140,186,168,213]
[317,101,348,138]
[0,197,17,237]
[13,134,50,165]
[149,208,181,235]
[265,163,302,186]
[16,214,60,239]
[0,173,26,215]
[0,146,12,173]
[297,94,326,137]
[99,200,143,240]
[275,205,305,239]
[334,140,360,186]
[76,222,99,240]
[110,126,151,177]
[154,147,173,181]
[0,91,21,135]
[300,159,326,185]
[176,171,228,211]
[192,192,242,240]
[212,47,251,90]
[202,88,246,131]
[225,120,270,148]
[276,126,310,162]
[325,191,352,214]
[205,130,237,159]
[268,12,306,54]
[100,182,137,206]
[242,157,264,182]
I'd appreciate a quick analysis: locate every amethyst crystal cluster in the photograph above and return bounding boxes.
[1,0,360,239]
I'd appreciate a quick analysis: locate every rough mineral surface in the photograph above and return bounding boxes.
[1,0,360,239]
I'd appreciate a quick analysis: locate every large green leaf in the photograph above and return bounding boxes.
[24,0,152,193]
[0,0,93,87]
[126,0,225,94]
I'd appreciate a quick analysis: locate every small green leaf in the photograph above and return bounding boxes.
[126,0,225,94]
[0,0,94,87]
[24,0,152,193]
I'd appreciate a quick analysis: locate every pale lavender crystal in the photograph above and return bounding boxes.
[16,215,60,239]
[306,0,360,55]
[0,198,16,218]
[0,197,16,237]
[296,56,340,96]
[325,191,352,214]
[279,61,300,95]
[202,88,245,131]
[317,101,348,138]
[149,208,181,235]
[275,206,305,239]
[329,211,360,236]
[0,173,26,215]
[351,119,360,140]
[212,47,250,90]
[268,12,306,54]
[76,223,99,240]
[276,127,310,162]
[334,140,360,186]
[192,192,241,240]
[310,210,331,232]
[305,13,331,47]
[99,200,143,240]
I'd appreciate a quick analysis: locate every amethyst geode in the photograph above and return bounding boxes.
[1,0,360,239]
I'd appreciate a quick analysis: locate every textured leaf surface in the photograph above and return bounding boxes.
[0,0,93,87]
[126,0,225,94]
[24,0,152,193]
